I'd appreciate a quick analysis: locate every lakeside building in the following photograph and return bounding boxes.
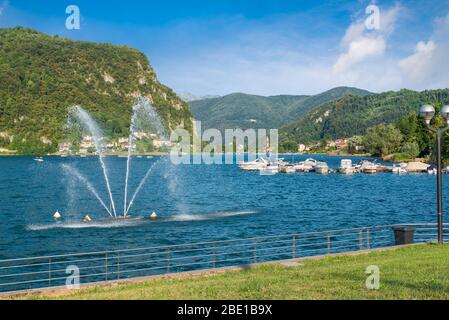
[153,139,172,149]
[56,132,171,154]
[298,144,310,153]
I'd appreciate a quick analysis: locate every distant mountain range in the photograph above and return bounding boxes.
[178,92,221,102]
[280,88,449,144]
[189,87,371,132]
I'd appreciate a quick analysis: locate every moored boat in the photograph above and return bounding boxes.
[339,159,354,175]
[260,164,279,174]
[363,164,377,174]
[279,165,296,174]
[315,162,329,174]
[392,163,407,174]
[239,157,269,171]
[293,158,317,172]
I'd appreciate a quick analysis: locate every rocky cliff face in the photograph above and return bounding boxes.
[0,27,193,154]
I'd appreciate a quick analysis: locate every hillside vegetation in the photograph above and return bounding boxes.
[0,27,193,154]
[281,89,449,145]
[189,87,370,132]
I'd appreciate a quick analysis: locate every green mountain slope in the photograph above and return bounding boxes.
[0,27,193,154]
[281,89,449,144]
[189,87,370,132]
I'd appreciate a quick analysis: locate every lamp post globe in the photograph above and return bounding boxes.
[420,104,435,124]
[440,105,449,123]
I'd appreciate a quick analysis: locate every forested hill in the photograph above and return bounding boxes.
[0,27,193,154]
[189,87,370,132]
[280,89,449,144]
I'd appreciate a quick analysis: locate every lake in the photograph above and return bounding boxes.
[0,154,445,260]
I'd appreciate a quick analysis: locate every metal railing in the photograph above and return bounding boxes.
[0,223,447,293]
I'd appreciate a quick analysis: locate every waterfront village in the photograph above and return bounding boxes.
[57,132,173,155]
[297,138,365,155]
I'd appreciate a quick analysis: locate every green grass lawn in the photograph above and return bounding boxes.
[8,244,449,300]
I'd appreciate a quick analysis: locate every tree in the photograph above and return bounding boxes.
[400,141,420,159]
[348,135,363,154]
[362,124,403,157]
[280,140,297,153]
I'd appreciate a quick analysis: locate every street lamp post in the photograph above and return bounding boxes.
[420,104,449,244]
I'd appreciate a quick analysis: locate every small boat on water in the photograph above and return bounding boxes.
[304,158,318,168]
[428,166,437,175]
[355,160,378,174]
[260,164,279,174]
[239,158,269,171]
[279,165,296,174]
[293,158,318,172]
[34,157,44,162]
[315,162,329,174]
[363,164,377,174]
[392,163,407,174]
[339,159,354,175]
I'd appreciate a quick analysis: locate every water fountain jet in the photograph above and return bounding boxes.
[61,164,114,217]
[64,97,168,220]
[72,106,117,217]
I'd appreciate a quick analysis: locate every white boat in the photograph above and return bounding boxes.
[315,162,329,174]
[280,165,296,174]
[304,158,318,168]
[293,158,317,172]
[428,167,437,175]
[392,163,407,174]
[363,164,377,174]
[239,158,269,171]
[356,160,378,174]
[260,164,279,174]
[34,157,44,162]
[339,159,354,175]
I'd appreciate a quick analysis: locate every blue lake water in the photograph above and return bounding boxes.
[0,155,446,260]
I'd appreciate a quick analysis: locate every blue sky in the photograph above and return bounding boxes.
[1,0,449,96]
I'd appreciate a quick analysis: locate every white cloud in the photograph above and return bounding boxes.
[399,41,437,82]
[333,5,400,73]
[333,36,385,73]
[399,12,449,88]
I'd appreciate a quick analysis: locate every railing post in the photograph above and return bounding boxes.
[327,234,331,255]
[48,258,52,287]
[253,240,257,263]
[359,227,364,251]
[292,236,296,259]
[366,228,371,250]
[167,250,171,273]
[212,243,216,268]
[117,253,120,280]
[105,253,108,281]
